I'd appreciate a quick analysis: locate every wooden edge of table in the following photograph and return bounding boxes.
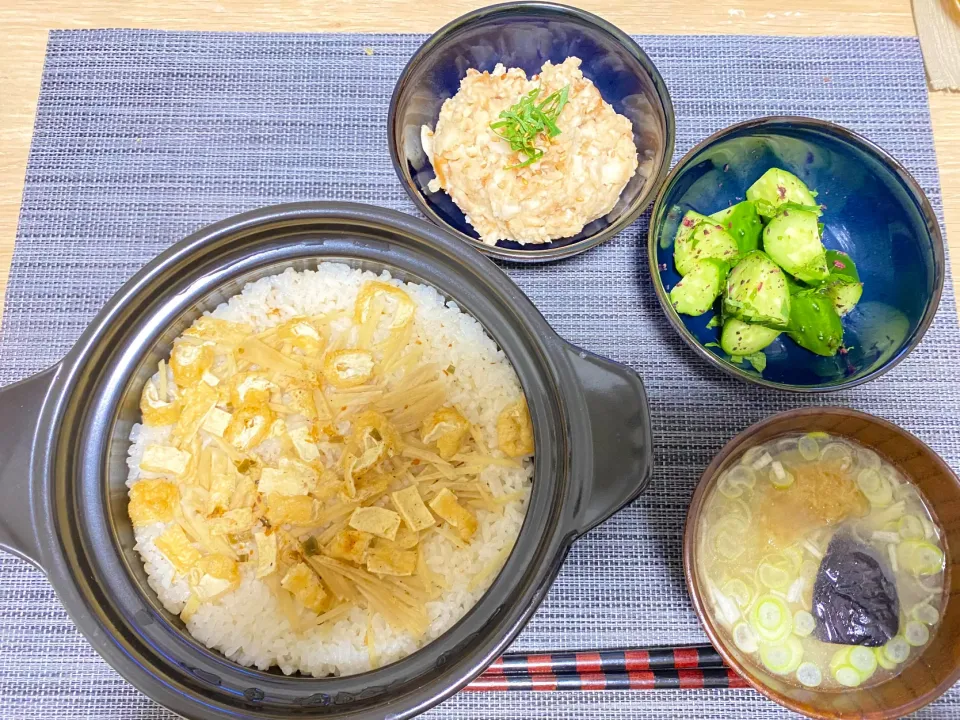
[0,0,958,326]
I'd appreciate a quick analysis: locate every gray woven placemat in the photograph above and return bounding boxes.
[0,29,957,719]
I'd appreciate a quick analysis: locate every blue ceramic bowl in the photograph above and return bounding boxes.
[649,117,944,392]
[388,1,675,262]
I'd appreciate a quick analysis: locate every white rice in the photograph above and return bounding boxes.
[126,262,532,677]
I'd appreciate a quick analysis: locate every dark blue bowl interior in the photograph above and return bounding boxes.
[652,120,942,390]
[391,4,671,255]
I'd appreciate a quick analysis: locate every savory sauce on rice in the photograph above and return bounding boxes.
[126,263,533,676]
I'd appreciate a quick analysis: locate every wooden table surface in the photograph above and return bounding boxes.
[1,0,958,321]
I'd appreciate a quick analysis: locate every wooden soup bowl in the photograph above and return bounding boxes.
[684,408,960,718]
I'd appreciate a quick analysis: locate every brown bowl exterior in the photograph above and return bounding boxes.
[683,408,960,719]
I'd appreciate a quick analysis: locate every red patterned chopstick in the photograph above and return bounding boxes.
[486,645,725,675]
[465,668,747,691]
[465,645,748,692]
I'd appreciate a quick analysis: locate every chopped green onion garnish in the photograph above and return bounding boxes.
[490,85,570,169]
[849,646,878,681]
[834,665,861,687]
[905,620,930,646]
[792,610,816,637]
[883,636,910,663]
[796,661,822,687]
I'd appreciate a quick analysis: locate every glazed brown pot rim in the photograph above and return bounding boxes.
[682,407,960,719]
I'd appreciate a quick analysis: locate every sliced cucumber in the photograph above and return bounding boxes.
[883,636,910,664]
[822,249,864,317]
[763,209,830,284]
[898,539,945,576]
[751,594,793,643]
[759,635,804,675]
[720,318,780,356]
[824,249,860,283]
[905,621,930,647]
[674,210,715,252]
[670,259,726,316]
[733,621,759,654]
[825,279,863,317]
[796,661,822,687]
[675,221,739,276]
[784,272,809,295]
[723,251,791,328]
[787,288,843,357]
[746,167,818,210]
[792,610,816,637]
[711,201,762,255]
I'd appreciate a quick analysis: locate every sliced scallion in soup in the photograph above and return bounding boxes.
[698,433,946,691]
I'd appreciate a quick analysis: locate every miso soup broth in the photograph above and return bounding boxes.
[697,433,947,690]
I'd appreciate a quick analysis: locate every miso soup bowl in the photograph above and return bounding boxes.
[683,408,960,719]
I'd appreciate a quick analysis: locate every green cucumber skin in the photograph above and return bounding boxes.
[746,167,818,210]
[720,318,781,355]
[787,288,844,356]
[710,201,762,255]
[763,209,830,285]
[821,250,863,315]
[723,251,791,329]
[669,259,725,316]
[826,281,863,316]
[825,249,860,282]
[794,259,831,285]
[784,273,810,295]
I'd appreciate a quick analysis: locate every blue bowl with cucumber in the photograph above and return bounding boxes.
[648,117,944,392]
